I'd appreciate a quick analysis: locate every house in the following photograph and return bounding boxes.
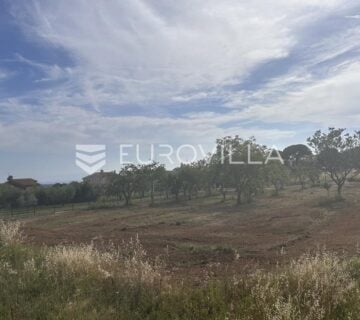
[83,170,116,191]
[6,176,39,189]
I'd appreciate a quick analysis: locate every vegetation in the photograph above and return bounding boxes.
[1,220,360,319]
[0,181,97,210]
[105,128,360,205]
[1,126,360,317]
[308,128,360,197]
[1,128,360,211]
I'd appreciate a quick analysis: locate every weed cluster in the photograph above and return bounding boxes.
[1,220,360,319]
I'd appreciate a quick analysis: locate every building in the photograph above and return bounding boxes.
[83,170,116,193]
[6,176,39,189]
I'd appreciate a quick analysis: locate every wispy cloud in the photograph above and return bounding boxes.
[12,0,349,106]
[0,69,12,81]
[227,61,360,128]
[0,0,359,180]
[346,15,360,19]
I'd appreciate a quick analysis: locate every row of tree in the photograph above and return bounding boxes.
[0,182,97,209]
[1,127,359,208]
[103,128,360,205]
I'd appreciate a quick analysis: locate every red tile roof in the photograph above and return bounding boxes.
[8,179,38,189]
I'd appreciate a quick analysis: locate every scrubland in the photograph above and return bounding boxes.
[2,218,360,319]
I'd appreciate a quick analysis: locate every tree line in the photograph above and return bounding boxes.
[104,127,360,205]
[1,127,359,209]
[0,181,97,209]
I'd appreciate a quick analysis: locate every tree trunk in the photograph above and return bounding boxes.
[150,182,155,205]
[337,183,343,198]
[123,191,131,206]
[206,185,212,197]
[220,185,226,202]
[236,186,242,205]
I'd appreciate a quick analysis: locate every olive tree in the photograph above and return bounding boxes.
[212,136,266,205]
[140,162,166,205]
[266,162,288,195]
[113,164,142,206]
[307,128,360,198]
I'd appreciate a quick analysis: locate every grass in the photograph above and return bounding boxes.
[175,242,236,255]
[20,183,360,281]
[0,202,91,219]
[1,220,360,319]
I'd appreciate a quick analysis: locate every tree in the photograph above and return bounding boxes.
[307,128,360,198]
[266,162,288,195]
[160,171,173,200]
[71,182,97,203]
[168,170,183,201]
[105,175,122,202]
[321,176,332,197]
[282,144,312,165]
[140,162,166,205]
[305,159,321,187]
[283,144,314,190]
[194,159,216,197]
[0,184,21,208]
[211,136,266,205]
[23,189,38,207]
[210,145,230,202]
[115,164,142,206]
[177,163,201,200]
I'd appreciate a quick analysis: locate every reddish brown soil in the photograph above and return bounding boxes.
[22,183,360,279]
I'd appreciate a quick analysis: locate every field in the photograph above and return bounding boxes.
[2,183,360,319]
[21,182,360,279]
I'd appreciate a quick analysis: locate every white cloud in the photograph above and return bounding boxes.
[230,61,360,128]
[346,15,360,19]
[1,0,359,164]
[11,0,353,107]
[0,69,12,81]
[0,96,296,156]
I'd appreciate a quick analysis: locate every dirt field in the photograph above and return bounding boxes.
[22,183,360,279]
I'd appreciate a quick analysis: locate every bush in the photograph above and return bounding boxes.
[1,220,360,319]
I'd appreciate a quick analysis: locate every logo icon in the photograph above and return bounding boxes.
[75,145,106,174]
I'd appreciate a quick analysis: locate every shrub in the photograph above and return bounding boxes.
[1,221,360,319]
[0,220,24,246]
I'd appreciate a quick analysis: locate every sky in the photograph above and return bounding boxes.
[0,0,360,183]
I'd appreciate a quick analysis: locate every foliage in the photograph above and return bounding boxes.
[1,221,360,319]
[266,161,288,195]
[211,136,267,204]
[307,128,360,197]
[0,182,97,209]
[110,164,143,205]
[3,128,360,209]
[139,162,166,205]
[283,144,312,164]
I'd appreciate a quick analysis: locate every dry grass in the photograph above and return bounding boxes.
[248,251,358,319]
[0,219,163,286]
[44,236,162,284]
[21,183,360,280]
[1,220,360,319]
[0,220,24,246]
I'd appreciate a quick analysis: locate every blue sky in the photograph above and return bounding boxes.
[0,0,360,183]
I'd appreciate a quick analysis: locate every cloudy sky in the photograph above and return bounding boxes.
[0,0,359,182]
